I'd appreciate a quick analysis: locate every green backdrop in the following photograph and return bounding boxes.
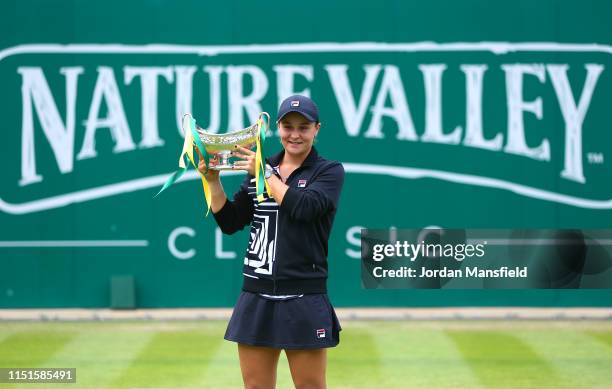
[1,0,611,307]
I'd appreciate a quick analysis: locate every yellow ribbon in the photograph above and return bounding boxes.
[157,113,271,216]
[255,114,272,202]
[179,115,212,216]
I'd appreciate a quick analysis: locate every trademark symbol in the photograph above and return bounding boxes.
[587,152,604,164]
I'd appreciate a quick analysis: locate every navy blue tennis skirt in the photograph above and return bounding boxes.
[224,291,342,349]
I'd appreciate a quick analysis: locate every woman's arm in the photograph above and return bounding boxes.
[231,146,344,221]
[197,150,254,234]
[197,151,227,213]
[265,174,289,205]
[232,146,289,204]
[206,175,228,214]
[279,162,345,222]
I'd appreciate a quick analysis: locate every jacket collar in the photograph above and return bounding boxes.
[266,146,319,168]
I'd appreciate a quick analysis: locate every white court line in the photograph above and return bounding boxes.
[0,240,149,248]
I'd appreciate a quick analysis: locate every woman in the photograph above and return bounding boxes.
[198,94,345,389]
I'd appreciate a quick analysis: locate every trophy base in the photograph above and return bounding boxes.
[209,164,234,171]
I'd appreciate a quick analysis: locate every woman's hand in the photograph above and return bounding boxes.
[232,145,257,176]
[196,148,220,181]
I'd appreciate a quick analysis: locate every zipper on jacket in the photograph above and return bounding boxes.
[272,186,278,294]
[284,167,304,185]
[272,167,303,294]
[272,255,277,294]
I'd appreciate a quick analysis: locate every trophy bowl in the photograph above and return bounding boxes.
[155,112,271,208]
[183,114,261,170]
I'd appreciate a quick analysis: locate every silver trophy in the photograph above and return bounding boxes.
[155,112,271,206]
[182,113,268,170]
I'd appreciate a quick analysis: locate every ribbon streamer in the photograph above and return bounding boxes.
[155,113,271,216]
[256,112,272,202]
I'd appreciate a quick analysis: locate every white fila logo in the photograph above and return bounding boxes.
[291,100,300,107]
[298,179,307,188]
[316,328,326,338]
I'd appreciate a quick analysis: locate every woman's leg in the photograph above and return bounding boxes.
[237,343,281,389]
[285,348,327,389]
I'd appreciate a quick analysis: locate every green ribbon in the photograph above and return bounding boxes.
[154,154,189,198]
[155,113,270,214]
[256,116,268,198]
[189,117,210,171]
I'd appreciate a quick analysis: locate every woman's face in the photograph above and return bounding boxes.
[277,112,320,157]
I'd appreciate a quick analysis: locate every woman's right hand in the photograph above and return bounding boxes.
[196,149,220,181]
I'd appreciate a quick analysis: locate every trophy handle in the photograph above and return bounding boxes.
[181,113,193,135]
[258,112,271,137]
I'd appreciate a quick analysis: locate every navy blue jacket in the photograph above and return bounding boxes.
[213,147,345,294]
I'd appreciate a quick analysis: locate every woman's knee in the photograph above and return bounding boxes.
[293,380,326,389]
[243,383,276,389]
[238,344,280,389]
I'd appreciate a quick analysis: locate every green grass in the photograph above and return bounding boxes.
[0,320,611,388]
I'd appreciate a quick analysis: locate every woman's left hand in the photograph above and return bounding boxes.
[232,145,257,176]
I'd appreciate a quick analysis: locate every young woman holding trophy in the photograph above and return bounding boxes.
[197,95,345,389]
